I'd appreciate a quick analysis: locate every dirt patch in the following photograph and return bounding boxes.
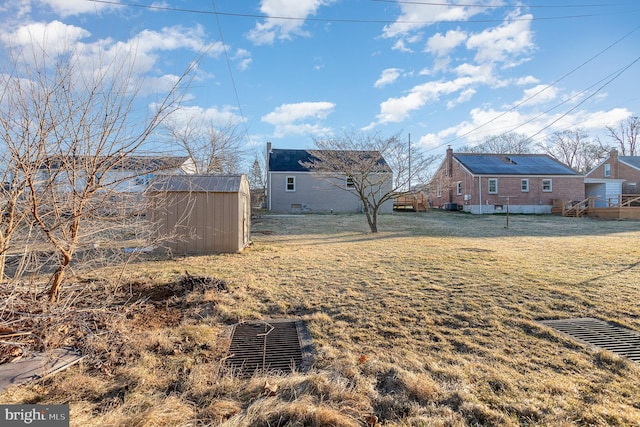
[0,273,230,365]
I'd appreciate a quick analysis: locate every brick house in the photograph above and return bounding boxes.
[584,149,640,206]
[429,147,584,214]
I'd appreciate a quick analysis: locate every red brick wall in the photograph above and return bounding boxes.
[587,150,640,193]
[620,163,640,193]
[430,158,585,208]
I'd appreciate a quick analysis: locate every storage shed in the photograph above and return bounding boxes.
[147,174,251,254]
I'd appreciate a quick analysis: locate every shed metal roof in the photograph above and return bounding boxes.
[268,148,391,173]
[454,153,579,175]
[147,174,246,192]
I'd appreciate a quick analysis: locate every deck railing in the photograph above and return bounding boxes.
[555,194,640,217]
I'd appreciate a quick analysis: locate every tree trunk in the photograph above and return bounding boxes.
[370,207,379,233]
[48,251,73,303]
[363,202,379,233]
[0,250,5,284]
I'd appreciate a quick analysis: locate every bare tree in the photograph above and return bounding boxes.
[459,132,532,154]
[164,116,245,174]
[3,40,195,302]
[0,148,31,283]
[539,129,607,174]
[301,130,437,233]
[605,116,639,156]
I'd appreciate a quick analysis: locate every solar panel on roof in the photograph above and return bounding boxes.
[455,154,578,175]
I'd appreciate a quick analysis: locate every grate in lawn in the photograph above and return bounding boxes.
[226,319,314,377]
[539,317,640,362]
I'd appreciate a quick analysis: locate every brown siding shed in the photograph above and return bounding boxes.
[147,174,251,254]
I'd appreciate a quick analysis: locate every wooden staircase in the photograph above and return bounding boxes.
[553,194,640,218]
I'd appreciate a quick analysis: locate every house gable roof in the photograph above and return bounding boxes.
[40,155,191,172]
[268,148,391,173]
[619,156,640,170]
[147,174,246,193]
[454,153,579,175]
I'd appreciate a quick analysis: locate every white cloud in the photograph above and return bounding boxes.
[447,88,476,109]
[417,106,634,150]
[515,84,558,106]
[37,0,120,17]
[372,74,490,126]
[515,76,540,85]
[1,21,220,99]
[130,25,221,56]
[391,39,413,53]
[466,15,534,65]
[234,48,252,71]
[374,68,402,88]
[246,0,335,45]
[262,101,335,137]
[0,0,31,20]
[168,105,245,127]
[0,20,90,56]
[426,29,467,57]
[383,2,482,39]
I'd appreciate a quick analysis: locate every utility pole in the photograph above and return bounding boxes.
[408,133,411,192]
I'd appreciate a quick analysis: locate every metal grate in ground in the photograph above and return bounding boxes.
[538,317,640,362]
[226,319,313,376]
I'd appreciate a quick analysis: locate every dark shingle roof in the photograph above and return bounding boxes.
[454,153,579,175]
[40,155,190,172]
[268,149,319,172]
[147,175,245,192]
[268,148,391,173]
[620,156,640,170]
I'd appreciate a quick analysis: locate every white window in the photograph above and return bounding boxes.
[604,163,611,177]
[542,179,552,192]
[346,176,355,188]
[488,178,498,194]
[436,185,442,198]
[456,182,462,195]
[521,179,529,192]
[286,176,296,192]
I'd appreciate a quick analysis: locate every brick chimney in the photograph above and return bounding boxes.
[610,149,618,178]
[446,145,453,177]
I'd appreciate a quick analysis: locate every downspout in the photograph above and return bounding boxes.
[266,142,272,211]
[478,176,482,214]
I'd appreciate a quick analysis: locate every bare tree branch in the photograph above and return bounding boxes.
[301,130,437,233]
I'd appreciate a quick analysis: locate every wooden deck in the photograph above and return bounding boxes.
[394,192,428,212]
[553,195,640,220]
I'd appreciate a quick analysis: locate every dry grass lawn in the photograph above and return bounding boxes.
[1,210,640,426]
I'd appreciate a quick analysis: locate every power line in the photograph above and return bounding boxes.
[372,0,622,8]
[85,0,612,24]
[210,0,251,145]
[434,25,640,151]
[524,54,640,143]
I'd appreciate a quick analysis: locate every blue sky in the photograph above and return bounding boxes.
[1,0,639,161]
